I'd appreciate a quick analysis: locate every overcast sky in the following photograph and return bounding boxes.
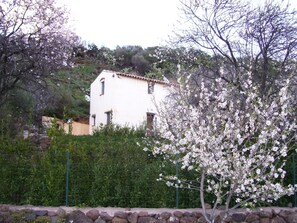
[60,0,297,49]
[61,0,180,49]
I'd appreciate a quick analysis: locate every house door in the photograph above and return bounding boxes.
[147,113,155,136]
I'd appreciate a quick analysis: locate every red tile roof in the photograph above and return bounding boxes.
[103,70,170,85]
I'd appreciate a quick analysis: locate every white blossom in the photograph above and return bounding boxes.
[151,75,296,220]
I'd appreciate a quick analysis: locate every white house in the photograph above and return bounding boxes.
[89,70,170,134]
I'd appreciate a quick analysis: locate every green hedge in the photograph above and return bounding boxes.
[0,125,295,208]
[0,134,37,204]
[0,126,201,208]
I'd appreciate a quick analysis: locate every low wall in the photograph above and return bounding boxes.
[64,121,90,135]
[42,116,90,136]
[1,205,297,223]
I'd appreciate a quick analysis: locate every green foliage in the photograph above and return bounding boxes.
[43,64,97,119]
[0,125,37,204]
[145,65,164,80]
[92,123,145,137]
[1,124,295,208]
[73,64,97,75]
[0,87,37,131]
[46,118,65,138]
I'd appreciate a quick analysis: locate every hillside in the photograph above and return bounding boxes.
[0,43,207,130]
[42,45,203,120]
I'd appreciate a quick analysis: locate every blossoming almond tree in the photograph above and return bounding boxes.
[153,75,296,223]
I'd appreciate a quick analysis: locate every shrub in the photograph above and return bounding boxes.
[0,124,295,208]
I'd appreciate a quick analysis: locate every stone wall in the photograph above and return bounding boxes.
[0,205,297,223]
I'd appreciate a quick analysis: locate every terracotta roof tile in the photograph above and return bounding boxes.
[103,70,170,85]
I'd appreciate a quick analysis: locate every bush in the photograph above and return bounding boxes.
[0,124,295,208]
[0,131,38,204]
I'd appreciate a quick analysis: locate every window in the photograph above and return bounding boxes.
[100,79,105,95]
[146,113,155,136]
[91,114,96,126]
[148,82,154,94]
[105,111,112,125]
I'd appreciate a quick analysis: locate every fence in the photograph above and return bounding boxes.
[0,133,296,208]
[0,138,200,208]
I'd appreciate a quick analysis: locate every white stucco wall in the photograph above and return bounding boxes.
[89,70,170,134]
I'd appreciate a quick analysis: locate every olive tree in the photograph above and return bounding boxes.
[0,0,77,107]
